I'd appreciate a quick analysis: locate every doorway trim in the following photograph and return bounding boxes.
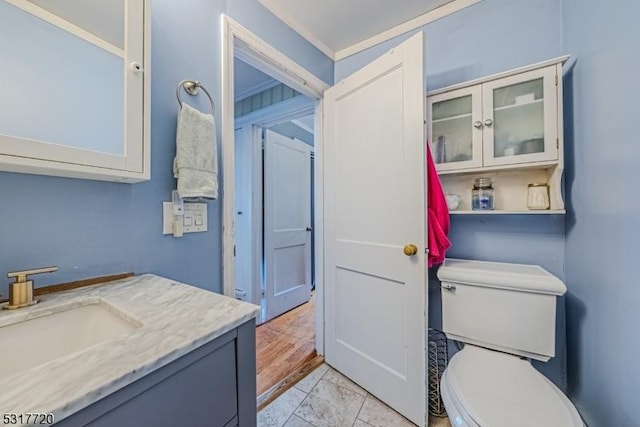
[220,15,329,353]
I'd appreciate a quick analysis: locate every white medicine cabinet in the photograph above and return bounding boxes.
[427,56,568,214]
[0,0,150,183]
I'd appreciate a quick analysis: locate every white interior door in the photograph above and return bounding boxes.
[264,129,312,321]
[323,33,427,426]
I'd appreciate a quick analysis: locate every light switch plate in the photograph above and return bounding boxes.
[183,203,207,233]
[162,202,208,235]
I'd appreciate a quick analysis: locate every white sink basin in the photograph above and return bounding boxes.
[0,301,140,378]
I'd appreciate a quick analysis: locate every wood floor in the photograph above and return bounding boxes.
[256,293,316,396]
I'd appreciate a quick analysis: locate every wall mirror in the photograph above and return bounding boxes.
[0,0,150,182]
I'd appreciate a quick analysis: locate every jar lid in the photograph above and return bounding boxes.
[528,183,549,187]
[474,177,493,187]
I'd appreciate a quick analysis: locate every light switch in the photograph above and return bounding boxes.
[194,209,204,226]
[183,210,194,227]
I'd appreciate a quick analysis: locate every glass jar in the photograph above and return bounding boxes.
[472,177,494,210]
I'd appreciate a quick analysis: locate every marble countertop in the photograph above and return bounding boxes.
[0,274,259,424]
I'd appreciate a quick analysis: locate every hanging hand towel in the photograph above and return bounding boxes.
[173,103,218,199]
[426,144,451,267]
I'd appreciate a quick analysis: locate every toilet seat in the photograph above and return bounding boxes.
[440,345,584,427]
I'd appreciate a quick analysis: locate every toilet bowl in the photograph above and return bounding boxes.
[436,259,584,427]
[440,345,583,427]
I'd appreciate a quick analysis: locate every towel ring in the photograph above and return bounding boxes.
[176,80,215,115]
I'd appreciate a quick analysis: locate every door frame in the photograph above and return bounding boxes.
[221,15,329,352]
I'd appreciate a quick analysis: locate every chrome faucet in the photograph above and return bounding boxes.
[4,266,58,310]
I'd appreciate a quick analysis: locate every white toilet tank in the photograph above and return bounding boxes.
[437,259,566,361]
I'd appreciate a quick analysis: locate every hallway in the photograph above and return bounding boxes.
[257,293,317,396]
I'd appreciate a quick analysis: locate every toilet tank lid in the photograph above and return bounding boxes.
[437,258,566,296]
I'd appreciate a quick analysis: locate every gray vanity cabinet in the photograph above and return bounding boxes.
[56,320,256,427]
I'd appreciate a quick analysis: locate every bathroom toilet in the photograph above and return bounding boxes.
[437,259,584,427]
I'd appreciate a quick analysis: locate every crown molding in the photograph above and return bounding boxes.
[257,0,336,60]
[335,0,482,61]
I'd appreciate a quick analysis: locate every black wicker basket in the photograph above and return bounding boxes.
[428,328,448,417]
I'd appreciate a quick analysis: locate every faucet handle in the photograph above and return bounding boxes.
[8,266,58,283]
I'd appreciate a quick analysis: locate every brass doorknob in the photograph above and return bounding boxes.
[403,244,418,256]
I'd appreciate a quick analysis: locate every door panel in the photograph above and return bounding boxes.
[335,268,407,375]
[324,33,427,426]
[334,69,405,246]
[274,244,306,293]
[264,130,312,321]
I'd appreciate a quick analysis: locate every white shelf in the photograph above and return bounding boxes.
[494,98,543,112]
[437,159,559,176]
[432,113,472,123]
[449,209,566,215]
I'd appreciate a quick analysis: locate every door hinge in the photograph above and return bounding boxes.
[556,138,559,149]
[261,289,266,298]
[555,74,558,86]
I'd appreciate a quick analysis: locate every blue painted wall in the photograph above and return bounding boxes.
[562,0,640,425]
[336,0,568,390]
[0,0,332,295]
[335,0,563,88]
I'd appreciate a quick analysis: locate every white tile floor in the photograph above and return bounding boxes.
[258,363,452,427]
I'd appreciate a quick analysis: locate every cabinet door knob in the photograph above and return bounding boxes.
[473,121,483,129]
[483,118,493,127]
[130,62,144,73]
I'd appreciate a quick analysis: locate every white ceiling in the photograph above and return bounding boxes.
[258,0,456,57]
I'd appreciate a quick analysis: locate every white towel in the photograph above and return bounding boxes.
[173,103,218,199]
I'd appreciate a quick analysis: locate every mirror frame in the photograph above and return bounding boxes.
[0,0,150,183]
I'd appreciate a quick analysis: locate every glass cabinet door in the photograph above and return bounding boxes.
[428,86,482,172]
[482,66,558,166]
